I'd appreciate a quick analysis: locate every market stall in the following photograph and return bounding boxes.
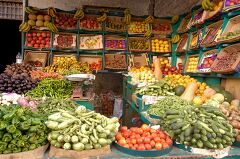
[1,0,240,158]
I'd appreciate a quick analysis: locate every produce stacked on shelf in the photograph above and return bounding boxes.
[160,106,236,149]
[224,0,240,9]
[105,54,127,70]
[0,64,38,94]
[80,17,101,30]
[27,13,51,28]
[198,53,217,73]
[53,33,76,49]
[30,70,63,80]
[54,13,77,29]
[151,39,171,53]
[105,39,126,50]
[175,34,188,52]
[0,105,48,154]
[136,80,174,96]
[129,38,149,51]
[106,19,125,32]
[190,32,199,49]
[80,35,103,50]
[26,32,51,48]
[186,56,199,73]
[129,67,157,85]
[46,107,120,151]
[89,61,102,71]
[128,21,148,34]
[115,124,173,150]
[26,78,72,99]
[161,66,182,75]
[152,22,172,34]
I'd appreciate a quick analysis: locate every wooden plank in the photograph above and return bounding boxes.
[223,78,240,99]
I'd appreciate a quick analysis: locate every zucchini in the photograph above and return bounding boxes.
[211,124,219,133]
[174,129,182,135]
[201,136,208,142]
[219,128,225,134]
[184,126,193,137]
[180,132,185,142]
[209,138,216,144]
[217,143,224,149]
[193,134,201,139]
[194,128,200,134]
[215,137,222,143]
[204,141,213,149]
[207,133,212,138]
[166,115,180,120]
[211,132,217,138]
[223,136,231,142]
[166,110,179,115]
[222,139,227,144]
[197,140,203,148]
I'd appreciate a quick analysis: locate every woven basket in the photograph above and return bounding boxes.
[152,18,172,35]
[129,37,150,52]
[24,51,48,68]
[211,43,240,74]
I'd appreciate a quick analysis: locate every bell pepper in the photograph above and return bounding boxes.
[17,140,25,147]
[22,135,29,141]
[0,121,7,130]
[12,129,22,139]
[3,111,16,121]
[31,118,42,125]
[0,131,4,139]
[12,117,20,126]
[29,144,36,150]
[12,147,21,153]
[6,125,16,133]
[3,149,12,154]
[2,133,12,142]
[0,141,7,152]
[8,143,16,150]
[22,147,28,152]
[19,121,31,130]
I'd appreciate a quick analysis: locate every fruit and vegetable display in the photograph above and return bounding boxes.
[136,80,174,96]
[128,21,148,34]
[27,13,51,28]
[147,96,192,117]
[80,17,101,30]
[46,106,120,151]
[198,52,217,73]
[190,32,199,49]
[224,0,240,10]
[152,22,172,34]
[160,106,236,149]
[201,22,222,47]
[0,64,38,94]
[80,35,103,50]
[129,38,149,51]
[186,56,199,73]
[115,124,173,150]
[44,56,92,75]
[105,39,126,50]
[159,57,170,67]
[30,70,63,80]
[25,60,43,68]
[106,19,125,32]
[54,13,77,29]
[25,32,51,48]
[53,33,76,49]
[129,67,157,85]
[26,78,72,99]
[202,0,223,11]
[176,34,188,52]
[151,39,171,53]
[105,54,127,69]
[211,44,240,73]
[0,93,22,105]
[0,105,48,154]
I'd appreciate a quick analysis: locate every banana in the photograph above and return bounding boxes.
[74,9,84,19]
[48,7,57,17]
[97,13,107,22]
[19,22,31,32]
[171,15,179,24]
[144,30,152,39]
[171,34,180,43]
[25,6,38,14]
[202,0,208,10]
[124,9,131,25]
[144,15,154,24]
[205,0,214,10]
[47,22,58,33]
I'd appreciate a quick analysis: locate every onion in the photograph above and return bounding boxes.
[29,101,37,108]
[17,97,29,106]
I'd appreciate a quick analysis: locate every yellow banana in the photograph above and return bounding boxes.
[74,9,84,19]
[171,15,179,24]
[202,0,208,10]
[172,34,180,43]
[25,7,38,14]
[144,15,154,24]
[97,13,107,22]
[19,23,31,32]
[205,0,214,10]
[48,7,57,17]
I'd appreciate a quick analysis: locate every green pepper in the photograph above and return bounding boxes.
[19,121,31,130]
[10,139,17,145]
[12,147,21,153]
[22,135,29,141]
[12,129,22,139]
[16,107,24,117]
[6,125,16,133]
[0,121,7,130]
[28,126,39,132]
[24,142,30,148]
[2,133,12,142]
[29,144,36,150]
[0,141,7,152]
[20,116,27,121]
[3,149,12,154]
[8,143,16,150]
[12,117,20,126]
[36,144,41,148]
[17,140,25,147]
[3,111,16,121]
[22,147,28,152]
[37,136,46,144]
[29,136,37,144]
[0,131,4,139]
[31,118,42,125]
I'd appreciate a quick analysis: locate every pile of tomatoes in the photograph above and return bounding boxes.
[115,124,173,151]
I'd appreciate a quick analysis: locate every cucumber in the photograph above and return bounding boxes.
[211,132,217,138]
[222,139,227,144]
[207,133,212,138]
[180,132,185,142]
[223,136,231,142]
[209,138,216,144]
[201,136,208,142]
[211,124,219,133]
[194,128,200,134]
[217,143,224,149]
[216,137,222,143]
[166,110,179,115]
[213,144,217,149]
[174,129,182,135]
[185,136,192,142]
[167,115,180,120]
[204,141,213,149]
[201,129,207,136]
[184,126,193,137]
[197,140,203,148]
[191,138,197,144]
[193,134,201,139]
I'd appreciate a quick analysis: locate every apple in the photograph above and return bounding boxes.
[45,44,50,48]
[41,40,46,44]
[45,37,50,42]
[27,33,32,37]
[32,33,37,37]
[36,40,40,44]
[40,44,45,48]
[31,40,35,45]
[27,43,33,47]
[47,33,51,37]
[37,33,41,37]
[41,32,47,37]
[27,37,32,42]
[34,44,39,48]
[38,37,43,41]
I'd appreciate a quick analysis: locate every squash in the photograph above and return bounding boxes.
[211,93,225,103]
[203,88,216,98]
[180,82,198,102]
[174,85,185,96]
[153,58,162,81]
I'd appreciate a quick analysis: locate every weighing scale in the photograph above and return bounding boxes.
[65,74,95,100]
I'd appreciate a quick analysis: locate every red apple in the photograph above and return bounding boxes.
[34,44,39,48]
[27,33,32,37]
[37,33,41,37]
[45,44,50,48]
[36,40,40,44]
[31,40,35,45]
[32,37,37,40]
[46,41,50,45]
[45,38,50,42]
[41,40,46,44]
[27,43,33,47]
[27,37,32,42]
[42,32,47,37]
[40,44,45,48]
[38,37,43,41]
[47,33,51,37]
[32,32,37,37]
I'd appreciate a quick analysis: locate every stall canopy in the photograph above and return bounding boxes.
[28,0,200,17]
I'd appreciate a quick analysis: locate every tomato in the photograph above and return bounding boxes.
[42,32,47,37]
[123,144,129,148]
[162,143,169,149]
[123,131,130,138]
[40,44,45,48]
[141,124,150,132]
[131,138,137,144]
[32,32,37,37]
[145,144,152,150]
[47,33,51,37]
[128,143,133,149]
[166,138,173,145]
[150,140,155,148]
[150,133,158,139]
[116,133,123,141]
[41,40,46,44]
[129,135,136,139]
[118,139,127,146]
[136,138,143,144]
[36,40,40,44]
[34,44,39,48]
[135,134,141,139]
[137,128,143,135]
[27,33,32,37]
[159,132,166,139]
[143,132,151,137]
[144,137,151,144]
[130,127,138,132]
[38,37,43,41]
[154,137,161,143]
[37,33,41,37]
[27,43,33,47]
[131,146,136,150]
[120,126,128,132]
[134,144,138,149]
[31,40,35,45]
[138,144,145,150]
[160,139,166,143]
[150,128,157,134]
[155,142,162,150]
[126,138,131,144]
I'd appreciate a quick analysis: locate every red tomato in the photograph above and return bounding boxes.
[131,138,137,144]
[128,143,133,149]
[32,32,37,37]
[120,126,128,132]
[129,135,136,139]
[36,33,41,37]
[155,142,162,150]
[118,139,127,146]
[41,32,47,37]
[126,138,131,144]
[134,144,138,149]
[141,124,150,132]
[159,132,166,139]
[145,144,152,150]
[160,139,166,143]
[136,138,143,144]
[150,140,155,148]
[47,33,51,37]
[162,143,169,149]
[144,137,151,144]
[123,144,129,148]
[154,137,161,143]
[38,37,43,41]
[135,134,141,139]
[27,33,32,37]
[138,144,145,150]
[151,133,158,139]
[116,133,123,141]
[130,127,138,132]
[136,128,143,135]
[166,138,173,145]
[123,131,130,138]
[150,128,157,134]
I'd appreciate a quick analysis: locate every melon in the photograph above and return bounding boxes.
[28,14,37,20]
[44,15,51,21]
[36,20,44,27]
[37,15,44,20]
[28,20,36,26]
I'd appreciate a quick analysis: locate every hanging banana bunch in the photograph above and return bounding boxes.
[171,34,181,43]
[123,9,131,25]
[74,8,84,19]
[171,15,179,24]
[46,22,58,33]
[144,15,154,24]
[97,9,108,22]
[48,7,57,17]
[202,0,214,11]
[19,22,31,32]
[144,29,152,40]
[25,6,39,14]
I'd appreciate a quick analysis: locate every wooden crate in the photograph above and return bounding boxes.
[54,12,77,30]
[80,15,102,31]
[177,14,192,33]
[130,54,149,68]
[185,55,199,73]
[79,55,102,70]
[151,37,171,53]
[211,43,240,74]
[218,15,240,43]
[152,18,172,35]
[202,0,223,21]
[105,35,126,50]
[128,37,150,52]
[201,20,223,47]
[24,51,49,68]
[175,34,188,53]
[52,53,77,64]
[197,49,218,73]
[104,53,127,70]
[79,34,103,50]
[53,33,77,49]
[105,16,126,32]
[128,17,150,34]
